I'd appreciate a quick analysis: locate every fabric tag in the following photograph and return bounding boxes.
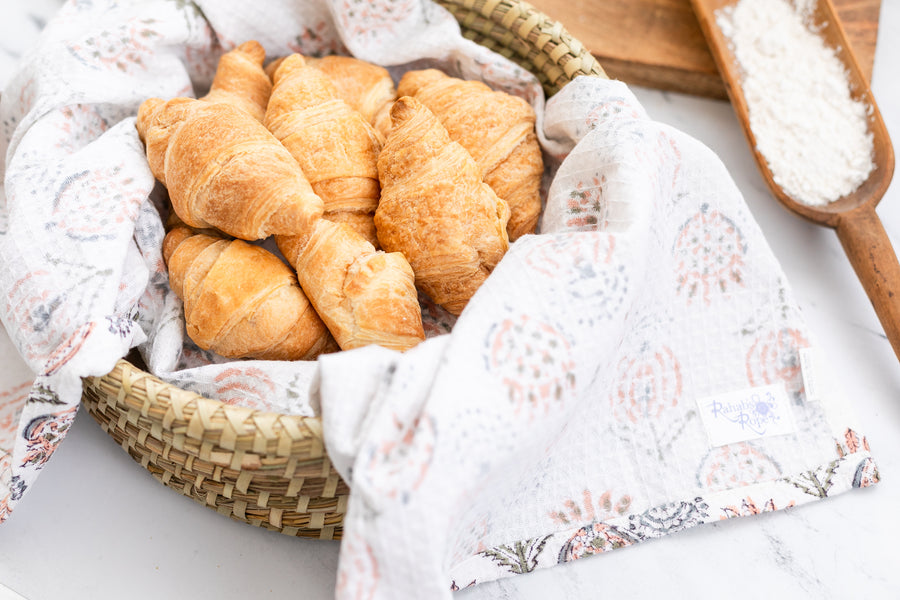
[798,347,822,403]
[696,383,797,447]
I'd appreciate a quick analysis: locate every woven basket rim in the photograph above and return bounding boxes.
[85,359,326,456]
[441,0,607,95]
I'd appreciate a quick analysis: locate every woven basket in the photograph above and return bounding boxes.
[81,0,607,540]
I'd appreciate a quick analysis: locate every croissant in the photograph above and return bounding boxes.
[201,40,272,122]
[375,96,510,315]
[397,69,542,240]
[136,97,324,240]
[266,54,382,247]
[163,226,337,360]
[263,56,286,81]
[305,55,396,140]
[276,219,425,352]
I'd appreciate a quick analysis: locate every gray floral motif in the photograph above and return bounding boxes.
[852,458,879,488]
[480,535,551,574]
[557,522,639,563]
[626,497,710,539]
[783,461,838,498]
[521,235,628,325]
[9,476,26,502]
[28,382,65,405]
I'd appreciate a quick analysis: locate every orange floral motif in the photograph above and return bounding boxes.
[0,493,10,524]
[673,204,746,305]
[610,343,682,424]
[585,98,643,129]
[720,496,795,519]
[696,442,782,492]
[288,21,347,56]
[4,270,73,366]
[336,536,379,600]
[658,131,682,191]
[745,327,809,396]
[334,0,419,39]
[836,428,871,458]
[852,457,879,488]
[362,413,436,503]
[523,234,615,281]
[213,367,276,410]
[557,522,637,562]
[67,18,162,73]
[565,175,608,231]
[549,489,633,526]
[0,382,33,439]
[54,104,110,151]
[43,322,94,376]
[486,315,576,419]
[22,406,78,469]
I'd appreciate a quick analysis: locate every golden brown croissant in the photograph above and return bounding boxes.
[375,96,510,315]
[266,54,382,247]
[276,219,425,352]
[136,97,324,240]
[163,226,337,360]
[305,55,396,140]
[201,40,272,122]
[263,56,286,81]
[397,69,542,241]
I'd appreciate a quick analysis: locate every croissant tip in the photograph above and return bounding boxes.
[397,68,445,97]
[162,226,194,265]
[271,53,307,84]
[390,95,421,124]
[235,40,266,64]
[137,97,163,119]
[135,97,164,139]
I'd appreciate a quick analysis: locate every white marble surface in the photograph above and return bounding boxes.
[0,1,898,598]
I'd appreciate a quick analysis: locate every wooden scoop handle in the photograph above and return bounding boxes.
[835,205,900,362]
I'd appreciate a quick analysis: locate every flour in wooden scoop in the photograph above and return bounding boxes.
[716,0,874,207]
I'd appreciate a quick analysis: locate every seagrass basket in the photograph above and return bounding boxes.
[80,0,607,540]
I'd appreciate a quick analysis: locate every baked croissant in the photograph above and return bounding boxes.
[263,56,286,81]
[375,96,510,315]
[163,226,337,360]
[201,40,272,122]
[397,69,542,241]
[305,55,396,140]
[276,219,425,352]
[266,54,382,247]
[136,97,324,240]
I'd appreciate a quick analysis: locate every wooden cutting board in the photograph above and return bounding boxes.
[527,0,882,98]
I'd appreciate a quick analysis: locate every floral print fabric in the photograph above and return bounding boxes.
[316,78,877,598]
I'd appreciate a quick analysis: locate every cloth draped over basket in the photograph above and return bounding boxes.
[0,0,878,598]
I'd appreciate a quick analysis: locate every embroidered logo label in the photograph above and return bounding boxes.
[696,383,796,447]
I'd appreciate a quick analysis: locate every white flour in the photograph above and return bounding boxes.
[717,0,874,206]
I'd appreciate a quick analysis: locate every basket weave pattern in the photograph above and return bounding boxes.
[81,0,605,540]
[442,0,606,95]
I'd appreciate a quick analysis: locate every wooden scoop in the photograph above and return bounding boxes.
[691,0,899,361]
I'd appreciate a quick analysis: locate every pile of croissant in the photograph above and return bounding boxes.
[136,41,543,361]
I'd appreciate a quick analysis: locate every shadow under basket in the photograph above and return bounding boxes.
[80,0,607,540]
